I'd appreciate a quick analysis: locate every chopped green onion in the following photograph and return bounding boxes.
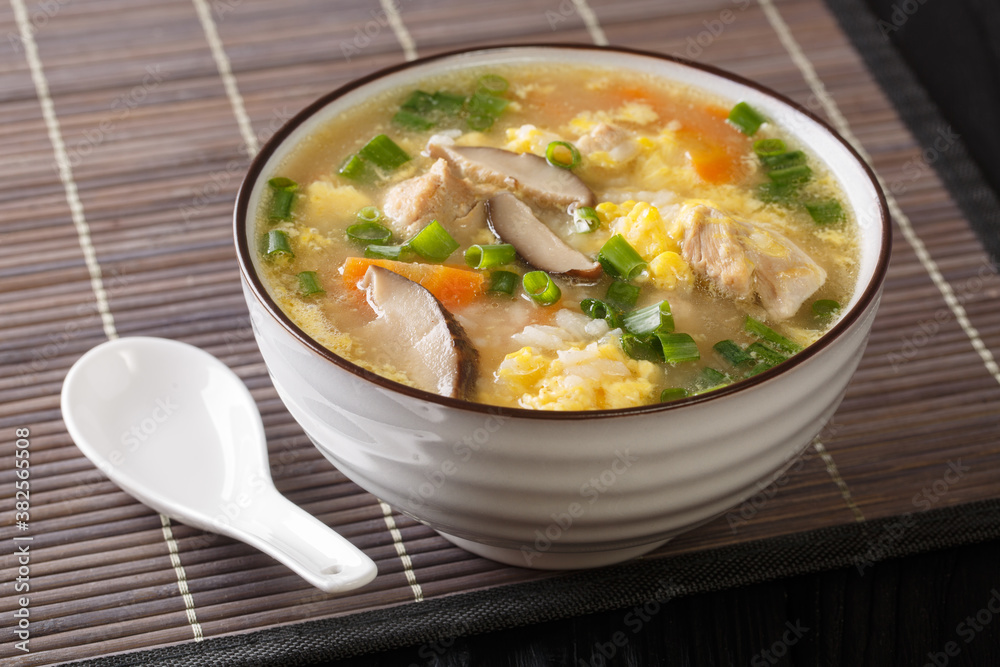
[757,181,801,204]
[753,138,787,157]
[622,334,663,362]
[267,177,298,221]
[812,299,841,318]
[727,101,767,136]
[767,164,813,185]
[465,243,517,269]
[623,300,674,336]
[572,206,600,233]
[580,298,622,328]
[487,270,518,295]
[656,332,700,363]
[263,229,293,257]
[297,270,324,297]
[605,280,640,310]
[467,90,508,117]
[432,91,467,114]
[364,244,410,261]
[759,149,807,170]
[713,339,753,366]
[346,222,392,245]
[545,141,581,169]
[356,206,383,224]
[747,361,774,377]
[338,153,374,182]
[746,341,787,366]
[744,316,803,354]
[694,367,730,392]
[522,271,561,305]
[660,387,690,402]
[805,200,845,224]
[401,90,437,114]
[407,220,459,261]
[358,134,411,171]
[393,110,434,131]
[598,235,647,281]
[467,114,495,132]
[268,176,296,189]
[478,74,509,94]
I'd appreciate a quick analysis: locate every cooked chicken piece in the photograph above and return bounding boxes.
[452,201,489,241]
[360,266,479,399]
[678,203,826,320]
[381,158,477,236]
[427,143,595,209]
[576,122,638,163]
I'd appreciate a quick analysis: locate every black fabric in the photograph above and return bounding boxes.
[64,499,1000,666]
[840,0,1000,268]
[63,2,1000,664]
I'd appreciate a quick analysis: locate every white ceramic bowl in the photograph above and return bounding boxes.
[234,45,890,569]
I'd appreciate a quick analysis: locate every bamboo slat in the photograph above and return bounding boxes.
[1,0,998,664]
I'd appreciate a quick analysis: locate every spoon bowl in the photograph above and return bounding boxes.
[61,336,377,593]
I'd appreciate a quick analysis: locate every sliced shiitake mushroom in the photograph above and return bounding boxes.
[486,192,602,279]
[428,143,595,209]
[360,266,478,399]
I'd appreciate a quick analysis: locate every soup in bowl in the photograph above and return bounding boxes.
[234,45,890,569]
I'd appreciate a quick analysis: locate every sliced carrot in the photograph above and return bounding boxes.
[676,105,749,184]
[687,143,740,183]
[341,257,485,310]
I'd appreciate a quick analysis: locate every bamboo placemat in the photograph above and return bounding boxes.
[1,0,999,664]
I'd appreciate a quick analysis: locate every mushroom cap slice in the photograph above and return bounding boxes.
[360,265,479,399]
[486,192,602,279]
[428,143,595,209]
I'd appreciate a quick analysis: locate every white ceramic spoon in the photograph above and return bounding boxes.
[60,336,377,593]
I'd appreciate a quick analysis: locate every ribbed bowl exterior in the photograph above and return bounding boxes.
[234,45,890,567]
[245,282,879,556]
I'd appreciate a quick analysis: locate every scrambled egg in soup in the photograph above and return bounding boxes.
[254,64,858,410]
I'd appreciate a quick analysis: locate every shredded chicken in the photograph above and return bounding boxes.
[678,203,826,320]
[381,158,478,236]
[576,122,638,163]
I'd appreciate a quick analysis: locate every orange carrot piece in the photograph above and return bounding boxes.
[341,257,485,310]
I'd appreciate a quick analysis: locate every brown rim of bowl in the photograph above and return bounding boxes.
[233,43,891,421]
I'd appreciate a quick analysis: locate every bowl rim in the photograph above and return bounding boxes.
[233,42,891,421]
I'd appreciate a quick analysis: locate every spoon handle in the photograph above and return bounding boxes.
[229,485,377,593]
